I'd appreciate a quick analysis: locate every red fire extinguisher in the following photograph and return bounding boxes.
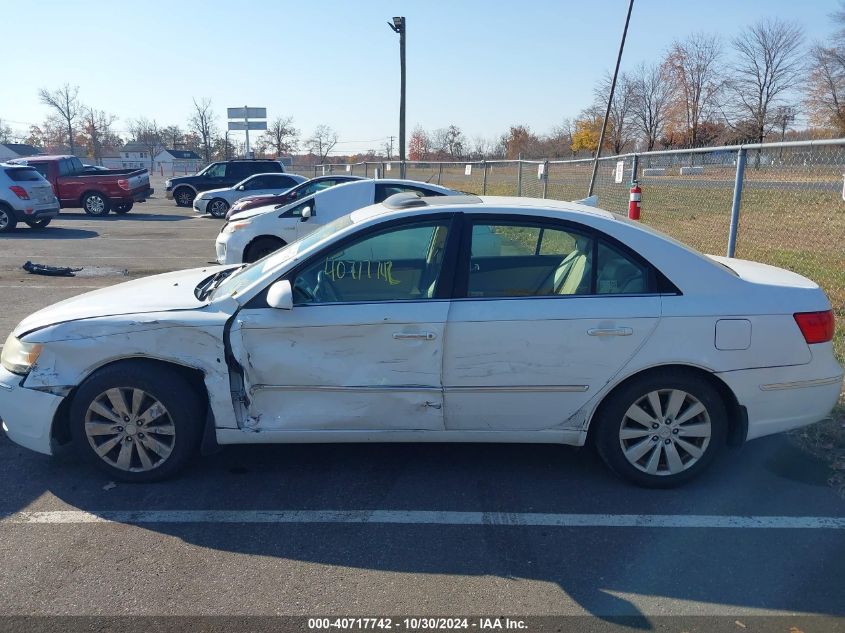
[628,182,641,220]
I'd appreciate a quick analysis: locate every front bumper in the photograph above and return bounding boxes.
[194,198,210,214]
[0,367,64,456]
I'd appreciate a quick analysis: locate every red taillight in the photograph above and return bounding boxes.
[794,310,835,344]
[117,178,130,190]
[9,185,29,200]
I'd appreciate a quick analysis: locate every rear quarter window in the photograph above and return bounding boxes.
[4,167,45,182]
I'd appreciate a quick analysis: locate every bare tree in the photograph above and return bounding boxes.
[630,62,672,151]
[431,125,466,159]
[306,125,338,163]
[665,33,725,146]
[261,116,299,157]
[82,108,117,164]
[805,3,845,134]
[38,84,82,153]
[593,72,636,154]
[189,98,216,163]
[0,119,13,143]
[129,118,162,172]
[728,19,804,149]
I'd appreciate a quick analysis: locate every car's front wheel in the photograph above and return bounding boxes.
[244,236,285,263]
[173,187,195,207]
[594,369,727,488]
[69,362,204,482]
[207,198,229,218]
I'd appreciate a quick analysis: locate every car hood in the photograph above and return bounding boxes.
[228,206,277,221]
[198,186,231,198]
[13,266,226,337]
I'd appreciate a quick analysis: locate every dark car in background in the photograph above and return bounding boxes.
[165,159,285,207]
[225,174,365,219]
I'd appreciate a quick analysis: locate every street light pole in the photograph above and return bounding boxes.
[389,16,406,178]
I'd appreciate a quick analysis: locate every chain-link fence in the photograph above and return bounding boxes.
[297,139,845,362]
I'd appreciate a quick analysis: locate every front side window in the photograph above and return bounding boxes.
[293,221,451,304]
[204,163,226,178]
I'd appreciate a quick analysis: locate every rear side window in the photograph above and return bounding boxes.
[4,167,45,182]
[248,162,281,175]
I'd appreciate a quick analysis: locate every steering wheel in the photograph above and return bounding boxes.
[315,270,340,303]
[293,275,316,303]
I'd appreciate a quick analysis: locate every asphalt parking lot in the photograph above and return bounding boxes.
[0,188,844,626]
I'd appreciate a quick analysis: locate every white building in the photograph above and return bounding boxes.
[0,143,42,161]
[154,149,202,176]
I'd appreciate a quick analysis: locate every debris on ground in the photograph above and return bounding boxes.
[22,261,83,277]
[102,481,117,491]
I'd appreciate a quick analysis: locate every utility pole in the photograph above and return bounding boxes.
[387,135,395,160]
[587,0,634,197]
[388,17,406,178]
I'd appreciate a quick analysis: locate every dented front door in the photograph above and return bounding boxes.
[232,302,448,431]
[231,218,455,432]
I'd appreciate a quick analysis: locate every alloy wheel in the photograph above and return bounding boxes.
[618,389,712,476]
[84,387,176,472]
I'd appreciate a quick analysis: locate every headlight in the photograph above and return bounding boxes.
[165,179,172,188]
[222,221,252,234]
[1,334,43,375]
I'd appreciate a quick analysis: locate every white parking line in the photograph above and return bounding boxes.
[2,510,844,529]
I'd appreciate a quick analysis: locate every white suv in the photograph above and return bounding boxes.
[0,163,59,233]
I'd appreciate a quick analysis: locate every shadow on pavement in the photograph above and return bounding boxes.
[0,433,843,622]
[0,227,99,240]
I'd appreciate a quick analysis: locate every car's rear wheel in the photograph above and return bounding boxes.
[82,192,110,216]
[174,187,195,207]
[69,362,204,482]
[244,236,285,263]
[594,369,727,488]
[24,218,51,229]
[112,201,134,214]
[0,205,17,233]
[208,198,230,218]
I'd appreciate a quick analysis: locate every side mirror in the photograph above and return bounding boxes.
[300,206,312,222]
[237,185,245,191]
[266,280,293,310]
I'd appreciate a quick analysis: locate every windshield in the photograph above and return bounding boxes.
[212,214,356,299]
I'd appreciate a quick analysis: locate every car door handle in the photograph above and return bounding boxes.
[393,332,437,341]
[587,327,633,337]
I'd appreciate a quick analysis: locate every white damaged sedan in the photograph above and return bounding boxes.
[1,195,841,486]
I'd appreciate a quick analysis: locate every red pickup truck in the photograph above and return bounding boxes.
[9,155,153,216]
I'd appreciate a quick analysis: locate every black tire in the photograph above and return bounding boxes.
[174,187,195,207]
[24,218,51,229]
[244,236,285,263]
[112,201,134,214]
[82,192,111,216]
[207,198,230,218]
[69,361,204,482]
[0,205,17,233]
[593,369,727,488]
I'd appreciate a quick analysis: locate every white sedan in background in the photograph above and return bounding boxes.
[0,195,841,486]
[216,178,456,263]
[193,172,307,218]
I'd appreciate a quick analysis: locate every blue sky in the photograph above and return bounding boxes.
[0,0,839,154]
